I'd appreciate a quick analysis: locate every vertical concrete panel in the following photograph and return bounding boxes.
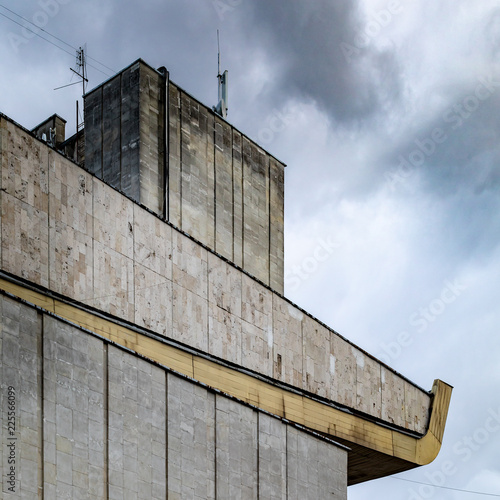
[184,99,214,244]
[172,230,209,349]
[215,118,234,261]
[84,88,103,177]
[108,346,166,500]
[120,63,141,203]
[180,92,192,235]
[1,122,49,287]
[2,193,49,289]
[404,381,429,434]
[302,316,330,398]
[355,351,382,419]
[172,230,208,299]
[93,241,135,322]
[172,284,208,350]
[262,150,271,282]
[85,61,166,215]
[49,151,93,301]
[272,296,303,387]
[93,169,134,259]
[232,130,244,268]
[92,178,135,321]
[43,315,106,499]
[139,66,164,216]
[243,139,270,286]
[133,205,173,336]
[287,427,347,500]
[381,366,405,428]
[205,111,216,248]
[330,334,357,408]
[269,158,284,293]
[207,253,242,364]
[216,396,258,499]
[102,76,122,190]
[168,83,182,227]
[207,250,242,311]
[241,275,273,377]
[135,264,172,337]
[258,413,287,500]
[167,375,215,499]
[179,93,217,243]
[0,297,41,498]
[133,204,172,278]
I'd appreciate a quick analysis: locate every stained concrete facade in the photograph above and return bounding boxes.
[0,295,348,499]
[84,60,285,293]
[0,114,431,434]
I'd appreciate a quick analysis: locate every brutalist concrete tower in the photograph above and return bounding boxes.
[0,59,451,498]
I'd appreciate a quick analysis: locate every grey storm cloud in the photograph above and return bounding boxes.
[241,0,403,123]
[389,89,500,195]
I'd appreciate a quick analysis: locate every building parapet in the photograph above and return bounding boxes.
[0,114,434,435]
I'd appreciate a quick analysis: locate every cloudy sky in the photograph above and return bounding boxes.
[1,0,500,497]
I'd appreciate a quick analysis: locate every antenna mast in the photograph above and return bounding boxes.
[214,30,228,118]
[71,46,88,96]
[53,46,88,164]
[71,46,88,164]
[217,30,221,104]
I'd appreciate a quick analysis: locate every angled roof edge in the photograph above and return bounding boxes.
[0,275,452,485]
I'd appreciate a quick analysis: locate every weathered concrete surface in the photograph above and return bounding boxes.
[0,296,41,498]
[0,295,348,499]
[108,346,166,499]
[0,115,432,433]
[85,59,285,293]
[85,61,165,217]
[169,79,285,292]
[43,315,106,499]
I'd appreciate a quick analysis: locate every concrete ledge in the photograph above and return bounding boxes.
[0,277,452,485]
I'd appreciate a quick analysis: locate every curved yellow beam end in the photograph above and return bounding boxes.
[415,379,453,465]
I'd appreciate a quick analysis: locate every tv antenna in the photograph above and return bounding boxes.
[71,46,88,96]
[54,46,89,95]
[213,30,228,118]
[54,46,88,163]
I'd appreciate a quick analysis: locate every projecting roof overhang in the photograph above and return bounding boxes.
[0,275,452,486]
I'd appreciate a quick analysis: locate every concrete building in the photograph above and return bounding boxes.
[0,59,451,498]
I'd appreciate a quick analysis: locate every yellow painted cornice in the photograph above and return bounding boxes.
[0,277,452,484]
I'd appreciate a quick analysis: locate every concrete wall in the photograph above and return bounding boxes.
[168,80,285,292]
[0,295,348,499]
[0,115,431,433]
[85,59,285,293]
[85,61,165,217]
